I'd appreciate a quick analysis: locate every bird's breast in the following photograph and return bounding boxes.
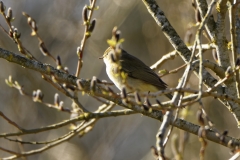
[105,64,124,90]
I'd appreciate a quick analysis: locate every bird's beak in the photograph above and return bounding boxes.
[99,56,104,59]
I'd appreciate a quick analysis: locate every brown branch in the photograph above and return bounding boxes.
[228,1,240,97]
[1,47,240,149]
[1,104,115,159]
[0,111,23,130]
[142,0,240,127]
[75,0,97,77]
[0,109,136,138]
[0,146,21,156]
[151,43,215,71]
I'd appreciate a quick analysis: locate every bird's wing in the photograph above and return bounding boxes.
[120,50,167,90]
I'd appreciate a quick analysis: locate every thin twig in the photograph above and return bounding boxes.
[0,111,23,130]
[42,75,88,112]
[0,7,35,59]
[159,64,187,78]
[22,12,56,62]
[156,111,172,159]
[195,0,216,101]
[0,109,136,138]
[75,0,97,77]
[0,146,21,156]
[151,43,215,71]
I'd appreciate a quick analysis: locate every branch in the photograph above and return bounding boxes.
[151,43,215,71]
[1,47,240,148]
[228,1,240,97]
[0,109,136,137]
[196,0,217,40]
[0,111,23,130]
[142,0,240,127]
[1,104,114,159]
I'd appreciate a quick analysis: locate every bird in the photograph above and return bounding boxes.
[100,47,172,99]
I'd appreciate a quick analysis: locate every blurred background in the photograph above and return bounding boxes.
[0,0,239,159]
